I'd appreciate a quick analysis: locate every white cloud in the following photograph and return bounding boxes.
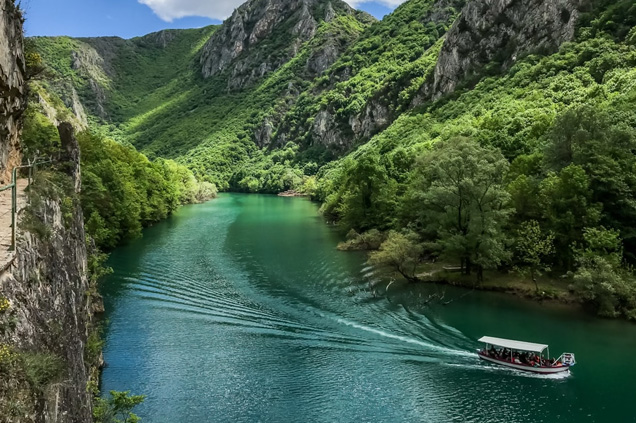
[138,0,406,22]
[138,0,239,22]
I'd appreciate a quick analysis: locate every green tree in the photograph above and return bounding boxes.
[333,154,397,231]
[515,220,555,292]
[404,137,513,282]
[94,390,146,423]
[539,165,602,269]
[573,227,636,319]
[545,105,636,262]
[369,230,422,282]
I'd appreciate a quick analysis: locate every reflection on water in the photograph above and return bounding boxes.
[101,194,636,422]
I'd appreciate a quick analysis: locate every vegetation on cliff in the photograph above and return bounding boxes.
[23,97,217,251]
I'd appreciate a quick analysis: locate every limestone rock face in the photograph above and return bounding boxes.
[68,42,112,119]
[0,0,25,183]
[418,0,590,102]
[0,124,94,422]
[291,0,465,152]
[199,0,362,90]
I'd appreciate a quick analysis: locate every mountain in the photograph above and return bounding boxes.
[30,0,374,188]
[28,0,635,191]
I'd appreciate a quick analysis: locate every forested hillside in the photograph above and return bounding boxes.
[27,0,636,317]
[31,0,374,189]
[318,0,636,318]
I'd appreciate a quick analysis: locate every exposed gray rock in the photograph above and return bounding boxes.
[417,0,590,103]
[349,99,390,140]
[69,86,88,127]
[144,29,178,48]
[88,78,108,119]
[0,0,25,183]
[255,117,275,147]
[324,2,336,22]
[307,41,339,75]
[0,123,94,422]
[199,0,360,90]
[283,0,465,152]
[312,109,346,148]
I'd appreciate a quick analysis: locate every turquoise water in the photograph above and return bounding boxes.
[101,194,636,422]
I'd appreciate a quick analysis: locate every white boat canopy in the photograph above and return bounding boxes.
[478,336,548,353]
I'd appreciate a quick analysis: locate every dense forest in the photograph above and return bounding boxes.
[27,0,636,319]
[22,83,217,253]
[315,0,636,319]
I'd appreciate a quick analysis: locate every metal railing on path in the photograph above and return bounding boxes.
[0,158,53,254]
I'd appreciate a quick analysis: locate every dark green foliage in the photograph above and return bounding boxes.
[321,153,398,231]
[337,229,385,251]
[315,7,636,317]
[573,227,636,320]
[78,131,216,251]
[403,137,513,280]
[28,0,636,319]
[94,391,146,423]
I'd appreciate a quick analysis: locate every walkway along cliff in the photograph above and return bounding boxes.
[0,2,96,421]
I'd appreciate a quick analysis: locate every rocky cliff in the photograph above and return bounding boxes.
[0,123,94,423]
[0,3,95,420]
[0,0,25,183]
[27,0,616,190]
[273,0,465,152]
[199,0,372,90]
[299,0,593,151]
[416,0,591,102]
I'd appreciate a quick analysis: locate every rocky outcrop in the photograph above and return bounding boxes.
[0,0,25,183]
[280,0,464,152]
[143,29,177,48]
[199,0,366,90]
[417,0,590,102]
[69,42,112,120]
[349,99,390,140]
[0,124,94,422]
[36,83,88,130]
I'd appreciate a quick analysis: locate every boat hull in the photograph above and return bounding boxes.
[478,353,571,374]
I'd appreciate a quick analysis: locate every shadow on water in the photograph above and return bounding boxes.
[101,194,636,423]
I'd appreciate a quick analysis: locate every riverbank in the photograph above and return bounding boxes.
[415,264,578,303]
[278,190,307,197]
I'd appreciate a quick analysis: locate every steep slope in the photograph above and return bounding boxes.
[269,0,466,154]
[315,0,636,273]
[0,0,25,183]
[199,0,367,89]
[418,0,591,101]
[31,0,373,188]
[0,2,99,420]
[30,0,634,194]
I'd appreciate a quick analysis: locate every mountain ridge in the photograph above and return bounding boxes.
[26,0,635,191]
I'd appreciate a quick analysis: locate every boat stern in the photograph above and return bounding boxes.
[558,352,576,367]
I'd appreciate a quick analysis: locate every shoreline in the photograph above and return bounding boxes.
[365,258,589,312]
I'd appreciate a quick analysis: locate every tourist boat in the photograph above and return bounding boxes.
[477,336,576,374]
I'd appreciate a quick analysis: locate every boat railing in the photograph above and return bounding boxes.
[556,353,576,366]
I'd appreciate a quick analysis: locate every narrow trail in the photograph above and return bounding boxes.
[0,179,29,270]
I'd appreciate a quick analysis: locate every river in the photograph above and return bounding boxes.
[101,193,636,422]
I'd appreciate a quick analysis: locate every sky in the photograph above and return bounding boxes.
[22,0,401,39]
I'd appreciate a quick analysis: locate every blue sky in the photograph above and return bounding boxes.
[22,0,400,39]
